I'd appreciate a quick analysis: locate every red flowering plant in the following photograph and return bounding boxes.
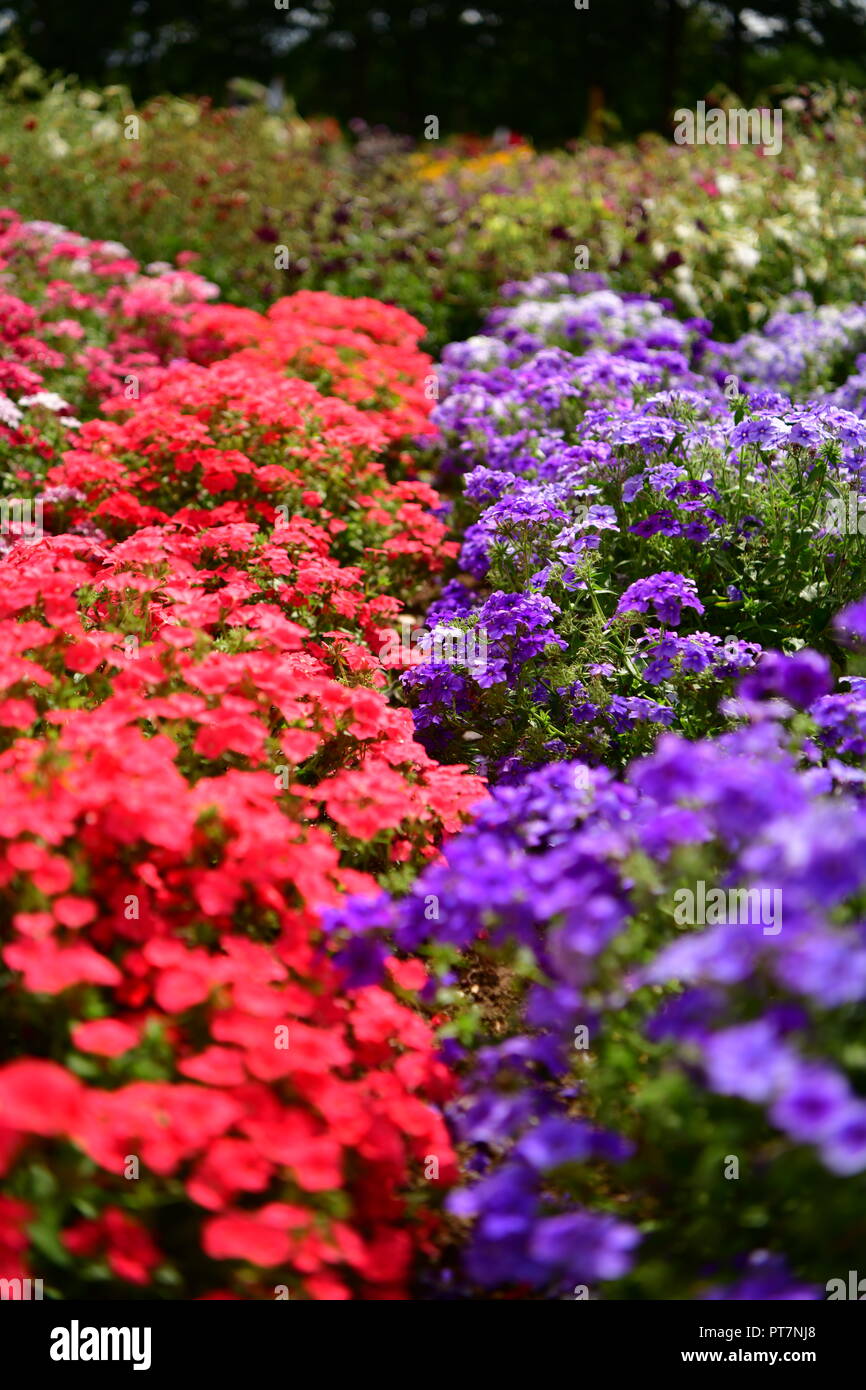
[0,208,222,502]
[45,355,453,593]
[0,218,486,1299]
[182,291,439,448]
[0,208,442,573]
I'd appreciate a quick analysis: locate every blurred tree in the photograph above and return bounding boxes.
[5,0,866,139]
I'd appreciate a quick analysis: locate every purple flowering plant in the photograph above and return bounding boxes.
[323,275,866,1300]
[329,629,866,1297]
[398,277,866,781]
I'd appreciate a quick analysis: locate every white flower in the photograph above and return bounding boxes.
[728,240,761,270]
[90,117,121,143]
[0,395,22,428]
[101,240,133,258]
[19,392,71,413]
[43,133,70,159]
[767,221,794,246]
[788,188,820,219]
[23,219,70,240]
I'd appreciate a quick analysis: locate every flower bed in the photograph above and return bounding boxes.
[5,190,866,1302]
[3,79,866,350]
[0,212,485,1300]
[327,273,866,1299]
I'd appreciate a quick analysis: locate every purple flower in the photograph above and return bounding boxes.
[835,596,866,644]
[607,694,676,730]
[702,1021,796,1103]
[738,649,832,708]
[702,1252,820,1301]
[629,509,681,538]
[331,934,389,989]
[615,571,705,627]
[769,1065,851,1143]
[820,1102,866,1175]
[515,1117,632,1170]
[529,1211,640,1281]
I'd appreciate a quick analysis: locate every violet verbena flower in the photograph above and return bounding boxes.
[615,571,705,627]
[376,271,866,1295]
[738,649,832,708]
[835,596,866,644]
[701,1252,821,1301]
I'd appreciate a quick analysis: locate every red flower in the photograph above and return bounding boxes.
[203,1207,305,1267]
[0,1060,84,1134]
[387,957,427,992]
[64,1208,161,1286]
[4,939,122,993]
[53,896,97,929]
[71,1019,141,1057]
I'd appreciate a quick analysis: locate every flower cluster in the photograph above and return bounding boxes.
[182,292,438,447]
[0,208,224,492]
[704,295,866,398]
[6,137,866,1303]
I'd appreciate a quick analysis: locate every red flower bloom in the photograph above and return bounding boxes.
[0,1060,84,1134]
[71,1019,141,1057]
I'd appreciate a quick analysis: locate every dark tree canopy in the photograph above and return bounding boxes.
[5,0,866,140]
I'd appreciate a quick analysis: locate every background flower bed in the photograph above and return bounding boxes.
[2,73,866,350]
